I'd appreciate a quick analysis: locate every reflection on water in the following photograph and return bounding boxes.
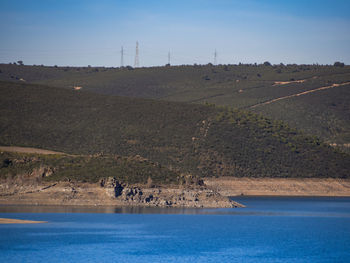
[0,205,210,214]
[229,196,350,217]
[1,196,350,217]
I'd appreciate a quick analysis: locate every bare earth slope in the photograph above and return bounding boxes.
[205,177,350,197]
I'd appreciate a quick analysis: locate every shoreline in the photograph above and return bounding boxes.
[231,195,350,198]
[0,180,244,208]
[1,177,350,208]
[204,177,350,197]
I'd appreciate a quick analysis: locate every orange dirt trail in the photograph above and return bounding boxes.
[251,81,350,109]
[0,146,66,155]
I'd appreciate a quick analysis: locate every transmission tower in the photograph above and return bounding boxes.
[120,46,124,67]
[168,51,171,65]
[214,49,217,65]
[134,41,139,67]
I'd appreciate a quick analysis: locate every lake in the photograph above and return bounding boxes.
[0,197,349,262]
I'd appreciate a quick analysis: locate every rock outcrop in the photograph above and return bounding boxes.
[0,176,244,208]
[99,177,243,208]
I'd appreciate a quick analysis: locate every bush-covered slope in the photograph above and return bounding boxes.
[1,63,349,104]
[251,84,350,148]
[0,151,178,184]
[1,63,349,148]
[0,81,349,179]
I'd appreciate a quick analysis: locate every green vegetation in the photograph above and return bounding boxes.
[1,63,349,148]
[251,84,350,151]
[334,62,345,67]
[0,151,179,184]
[205,107,349,177]
[1,63,349,105]
[0,80,348,180]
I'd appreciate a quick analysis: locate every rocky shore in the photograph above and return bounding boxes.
[0,177,244,208]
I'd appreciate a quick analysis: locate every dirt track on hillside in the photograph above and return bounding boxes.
[273,79,307,86]
[251,81,350,109]
[0,146,66,155]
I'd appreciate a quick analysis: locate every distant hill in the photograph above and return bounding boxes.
[0,80,348,180]
[1,63,349,103]
[1,63,349,150]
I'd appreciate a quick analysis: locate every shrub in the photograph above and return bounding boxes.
[334,62,345,67]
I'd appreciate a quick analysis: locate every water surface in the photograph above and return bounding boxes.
[0,197,349,262]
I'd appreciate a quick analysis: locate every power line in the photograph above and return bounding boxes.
[1,44,225,66]
[134,41,139,67]
[120,46,124,67]
[214,49,217,65]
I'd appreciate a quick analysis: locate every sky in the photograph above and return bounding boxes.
[0,0,350,67]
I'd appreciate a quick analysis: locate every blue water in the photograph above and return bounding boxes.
[1,197,350,262]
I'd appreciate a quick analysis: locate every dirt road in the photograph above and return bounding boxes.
[0,146,66,155]
[251,81,350,109]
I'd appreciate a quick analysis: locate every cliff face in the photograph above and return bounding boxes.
[0,175,243,208]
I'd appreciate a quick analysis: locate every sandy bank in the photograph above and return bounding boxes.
[204,177,350,197]
[0,218,47,224]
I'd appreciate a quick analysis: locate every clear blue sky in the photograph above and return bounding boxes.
[1,0,349,67]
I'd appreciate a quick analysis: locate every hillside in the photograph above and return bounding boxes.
[0,151,178,185]
[1,63,349,149]
[0,80,349,180]
[0,150,241,208]
[251,83,350,150]
[1,63,349,104]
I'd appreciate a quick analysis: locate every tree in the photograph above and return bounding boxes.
[334,61,345,67]
[263,61,271,66]
[17,60,23,66]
